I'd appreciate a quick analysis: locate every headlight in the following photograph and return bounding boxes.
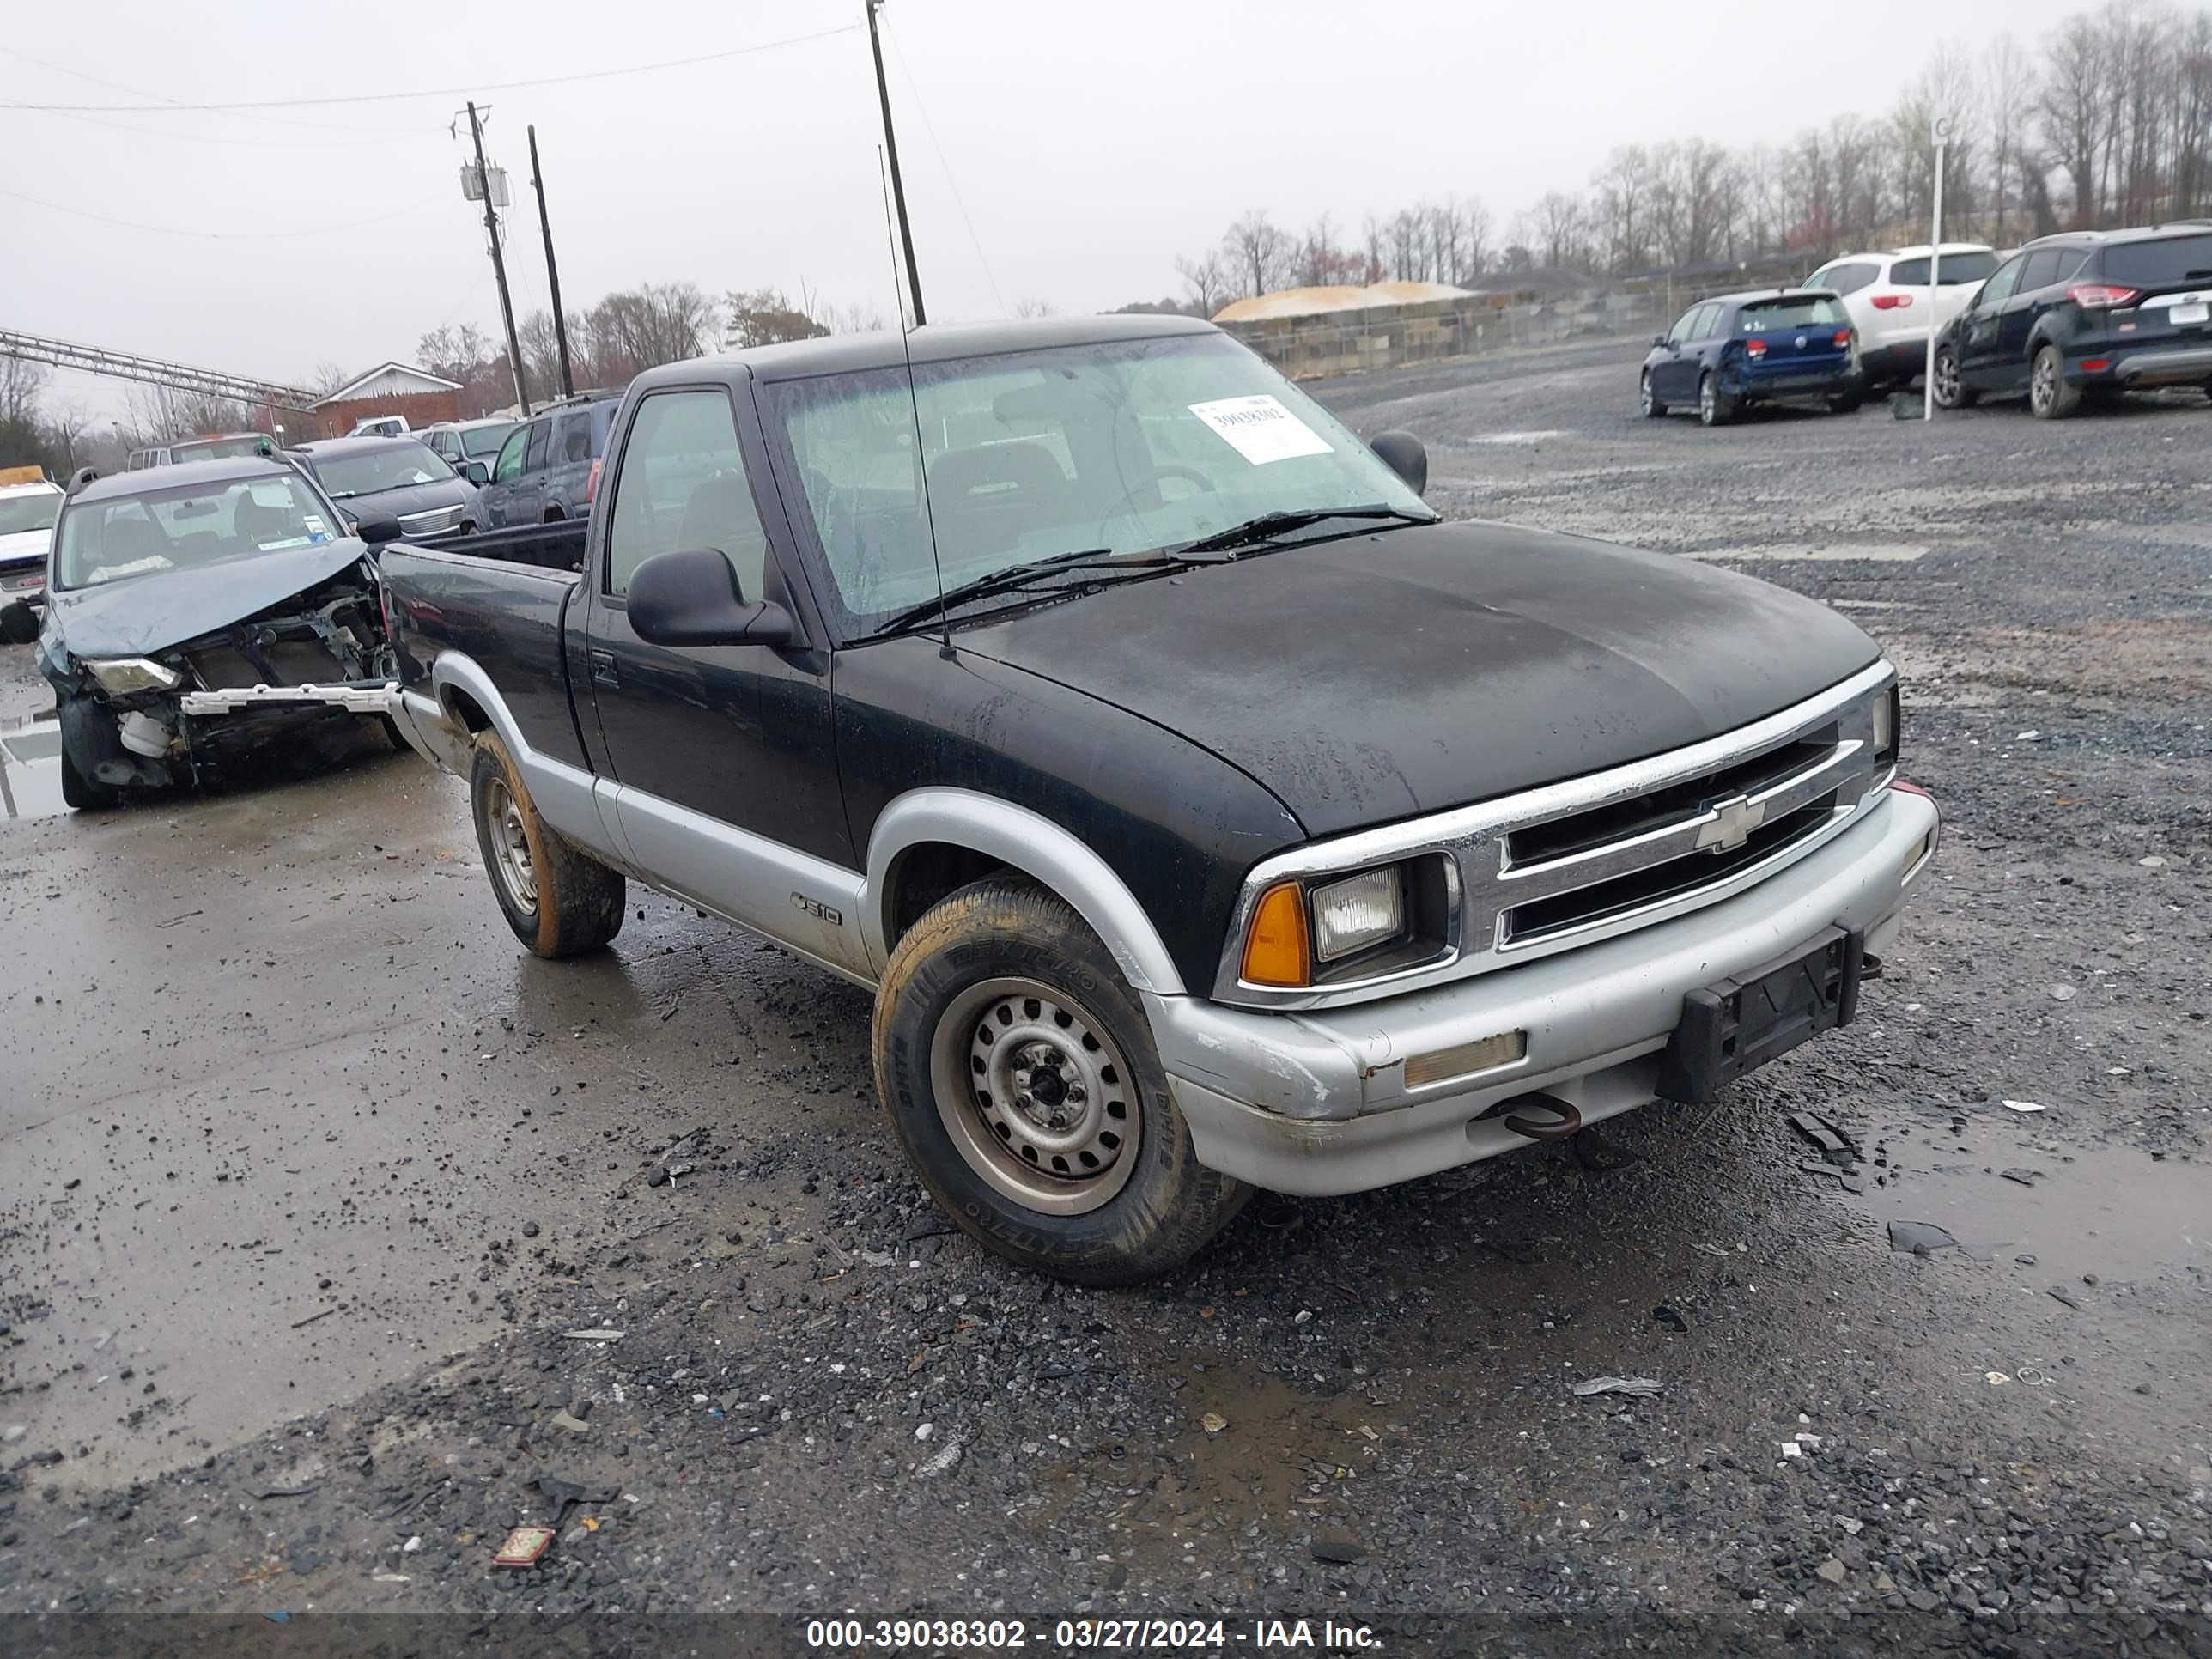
[85,657,182,695]
[1310,866,1406,963]
[1872,685,1899,767]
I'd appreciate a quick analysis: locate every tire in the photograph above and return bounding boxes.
[376,714,411,751]
[2029,343,2081,419]
[1639,371,1667,418]
[59,734,121,811]
[1931,345,1978,409]
[872,877,1250,1285]
[1826,389,1863,415]
[468,732,624,957]
[1698,372,1733,427]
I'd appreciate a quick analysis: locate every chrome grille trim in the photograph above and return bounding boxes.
[1212,660,1897,1011]
[398,504,464,537]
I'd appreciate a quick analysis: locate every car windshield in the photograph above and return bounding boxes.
[2103,232,2212,287]
[461,422,516,459]
[1738,295,1847,329]
[312,442,456,498]
[1890,251,1999,285]
[53,475,339,591]
[765,331,1430,631]
[0,489,60,537]
[168,436,271,463]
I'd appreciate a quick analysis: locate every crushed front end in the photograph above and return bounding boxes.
[47,560,400,793]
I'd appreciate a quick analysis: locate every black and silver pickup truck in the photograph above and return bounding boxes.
[376,314,1940,1284]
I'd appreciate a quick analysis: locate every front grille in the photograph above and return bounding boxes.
[1504,793,1840,944]
[398,504,464,538]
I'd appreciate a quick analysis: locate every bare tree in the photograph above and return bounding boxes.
[583,283,719,384]
[1525,191,1589,270]
[1012,297,1058,319]
[2039,11,2112,227]
[1593,145,1656,271]
[1984,34,2038,243]
[1174,251,1230,316]
[1222,210,1295,298]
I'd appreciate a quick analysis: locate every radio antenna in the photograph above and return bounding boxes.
[880,144,951,657]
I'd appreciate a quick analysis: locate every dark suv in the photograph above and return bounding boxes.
[479,396,618,526]
[1933,224,2212,417]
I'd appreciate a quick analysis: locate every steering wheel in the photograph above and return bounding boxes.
[1094,465,1214,546]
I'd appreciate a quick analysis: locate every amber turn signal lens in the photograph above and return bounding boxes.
[1241,880,1311,988]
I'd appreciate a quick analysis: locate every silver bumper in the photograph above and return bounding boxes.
[179,680,401,716]
[2112,345,2212,384]
[1147,786,1939,1196]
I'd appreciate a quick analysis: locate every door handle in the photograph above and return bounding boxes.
[590,650,617,688]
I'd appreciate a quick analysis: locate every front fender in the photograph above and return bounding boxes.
[862,787,1185,994]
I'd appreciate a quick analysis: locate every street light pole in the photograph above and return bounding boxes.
[866,0,926,326]
[469,100,531,415]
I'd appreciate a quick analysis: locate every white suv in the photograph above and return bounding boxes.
[1807,244,2002,390]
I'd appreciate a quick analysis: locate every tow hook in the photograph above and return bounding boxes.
[1501,1094,1581,1140]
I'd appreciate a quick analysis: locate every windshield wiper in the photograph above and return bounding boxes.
[871,546,1226,637]
[1175,503,1436,558]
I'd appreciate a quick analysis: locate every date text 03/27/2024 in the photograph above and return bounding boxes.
[803,1619,1383,1650]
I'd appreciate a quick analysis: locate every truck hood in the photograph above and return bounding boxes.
[43,538,375,660]
[953,520,1882,836]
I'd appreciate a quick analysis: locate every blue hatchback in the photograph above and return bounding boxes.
[1640,289,1862,426]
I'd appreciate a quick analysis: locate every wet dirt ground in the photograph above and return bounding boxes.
[1,344,2206,1653]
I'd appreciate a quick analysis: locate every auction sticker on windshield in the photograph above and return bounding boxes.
[1188,395,1334,465]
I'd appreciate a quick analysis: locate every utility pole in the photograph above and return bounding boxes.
[865,0,926,325]
[468,100,531,415]
[1923,117,1950,422]
[527,125,576,401]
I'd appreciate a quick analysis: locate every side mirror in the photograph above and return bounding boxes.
[355,512,404,547]
[0,598,37,646]
[461,460,490,486]
[1369,429,1427,498]
[1654,333,1669,348]
[628,546,794,648]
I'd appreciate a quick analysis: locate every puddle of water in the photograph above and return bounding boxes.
[1857,1142,2207,1282]
[1470,428,1568,446]
[0,715,65,820]
[1687,542,1929,562]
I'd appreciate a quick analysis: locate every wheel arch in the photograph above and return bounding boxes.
[863,788,1186,995]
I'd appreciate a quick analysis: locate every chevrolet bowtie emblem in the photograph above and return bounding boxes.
[1696,794,1767,854]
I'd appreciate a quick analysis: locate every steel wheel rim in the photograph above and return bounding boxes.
[483,775,537,914]
[929,975,1140,1215]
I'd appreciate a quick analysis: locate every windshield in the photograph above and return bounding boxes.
[1738,295,1847,330]
[168,435,272,463]
[311,442,456,498]
[0,489,60,537]
[461,422,516,459]
[1890,251,1999,285]
[765,331,1428,631]
[2103,233,2212,287]
[53,475,339,591]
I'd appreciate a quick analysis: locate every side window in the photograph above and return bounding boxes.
[559,415,591,465]
[1977,256,2026,307]
[2018,250,2063,294]
[603,389,768,602]
[524,420,550,472]
[492,426,529,483]
[2057,248,2094,281]
[1687,303,1723,340]
[1667,307,1701,342]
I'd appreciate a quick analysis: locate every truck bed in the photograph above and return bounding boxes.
[414,519,586,573]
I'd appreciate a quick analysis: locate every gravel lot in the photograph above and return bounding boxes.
[2,339,2207,1655]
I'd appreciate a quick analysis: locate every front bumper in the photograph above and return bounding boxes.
[1147,786,1939,1195]
[179,680,399,716]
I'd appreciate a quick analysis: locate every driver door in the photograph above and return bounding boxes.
[1957,254,2023,384]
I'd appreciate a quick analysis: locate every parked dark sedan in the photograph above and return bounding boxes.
[1641,289,1861,426]
[287,436,487,539]
[1933,224,2212,418]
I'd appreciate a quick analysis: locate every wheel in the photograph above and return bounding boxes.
[59,734,121,811]
[1826,389,1863,415]
[1931,345,1978,409]
[468,732,624,957]
[1639,372,1667,417]
[377,714,410,751]
[1698,373,1733,427]
[872,877,1250,1285]
[2029,343,2081,419]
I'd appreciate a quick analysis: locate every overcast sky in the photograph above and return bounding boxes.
[4,0,2097,419]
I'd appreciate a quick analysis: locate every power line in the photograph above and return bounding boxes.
[0,185,449,242]
[11,102,442,153]
[0,24,861,112]
[883,22,1007,319]
[0,44,402,136]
